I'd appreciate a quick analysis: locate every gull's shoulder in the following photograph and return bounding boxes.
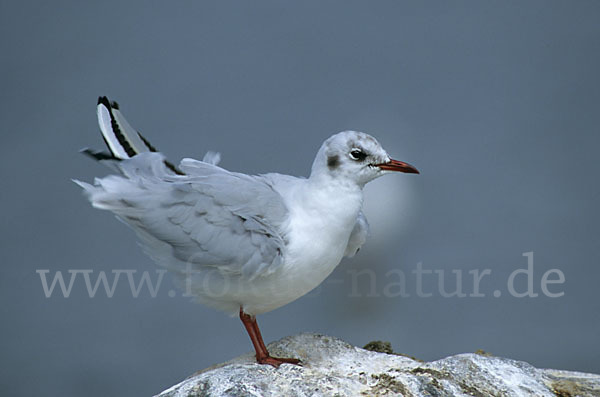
[258,172,307,196]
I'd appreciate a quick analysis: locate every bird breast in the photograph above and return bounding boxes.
[278,179,363,289]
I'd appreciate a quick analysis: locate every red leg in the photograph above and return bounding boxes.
[239,308,301,367]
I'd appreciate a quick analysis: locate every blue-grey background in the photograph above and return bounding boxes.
[1,1,599,396]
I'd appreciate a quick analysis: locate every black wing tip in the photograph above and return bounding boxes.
[97,96,110,107]
[97,96,119,109]
[137,131,158,152]
[164,160,185,175]
[80,147,121,162]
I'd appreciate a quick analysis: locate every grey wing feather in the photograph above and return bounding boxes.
[344,211,369,257]
[75,152,288,280]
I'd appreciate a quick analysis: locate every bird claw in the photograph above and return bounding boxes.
[257,355,302,368]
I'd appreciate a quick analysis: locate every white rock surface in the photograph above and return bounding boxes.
[156,333,600,397]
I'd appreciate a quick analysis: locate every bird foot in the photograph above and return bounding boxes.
[257,355,302,368]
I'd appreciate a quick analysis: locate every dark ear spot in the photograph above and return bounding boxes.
[327,155,340,170]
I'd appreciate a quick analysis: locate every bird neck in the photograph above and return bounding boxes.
[301,172,364,221]
[308,162,365,191]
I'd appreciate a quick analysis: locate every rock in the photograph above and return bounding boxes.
[362,340,395,355]
[156,333,600,397]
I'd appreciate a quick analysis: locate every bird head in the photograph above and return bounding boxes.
[310,131,419,187]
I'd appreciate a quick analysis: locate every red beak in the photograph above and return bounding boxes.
[375,159,419,174]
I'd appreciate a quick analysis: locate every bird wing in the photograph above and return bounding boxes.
[75,152,289,280]
[344,211,369,257]
[90,96,185,174]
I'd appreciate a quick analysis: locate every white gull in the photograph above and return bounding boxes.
[75,97,419,366]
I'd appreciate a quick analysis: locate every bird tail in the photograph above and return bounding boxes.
[83,96,183,174]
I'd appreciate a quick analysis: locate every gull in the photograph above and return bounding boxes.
[75,97,419,367]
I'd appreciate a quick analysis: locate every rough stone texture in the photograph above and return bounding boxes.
[156,333,600,397]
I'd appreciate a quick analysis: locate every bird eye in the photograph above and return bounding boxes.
[349,149,367,161]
